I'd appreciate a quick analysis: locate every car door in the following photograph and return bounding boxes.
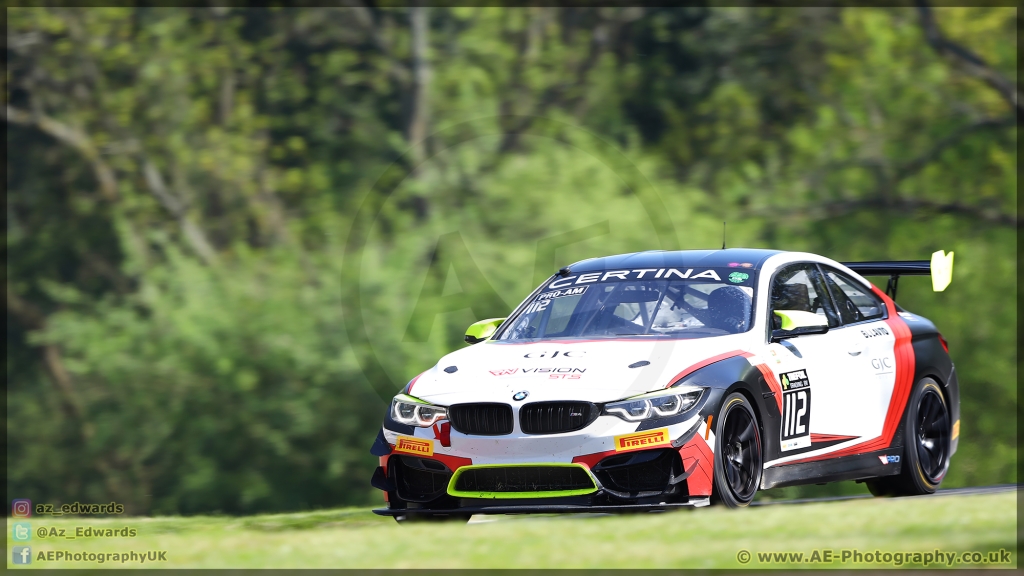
[819,265,897,442]
[761,263,858,453]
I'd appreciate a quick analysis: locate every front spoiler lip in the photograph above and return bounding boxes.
[373,500,709,516]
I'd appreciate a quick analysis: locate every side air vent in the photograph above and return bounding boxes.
[390,456,452,502]
[592,449,683,496]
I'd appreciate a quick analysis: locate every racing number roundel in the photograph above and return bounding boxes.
[780,370,812,451]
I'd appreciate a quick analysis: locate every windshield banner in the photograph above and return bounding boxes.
[547,268,755,289]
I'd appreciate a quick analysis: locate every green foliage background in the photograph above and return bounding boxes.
[6,7,1016,515]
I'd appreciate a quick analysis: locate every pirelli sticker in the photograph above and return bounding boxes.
[614,428,671,452]
[394,435,434,457]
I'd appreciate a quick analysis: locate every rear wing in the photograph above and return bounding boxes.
[841,250,954,301]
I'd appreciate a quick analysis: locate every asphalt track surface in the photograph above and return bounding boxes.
[466,484,1018,523]
[750,483,1018,506]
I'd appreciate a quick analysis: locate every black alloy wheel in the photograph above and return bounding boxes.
[915,386,950,484]
[712,392,763,507]
[868,378,950,497]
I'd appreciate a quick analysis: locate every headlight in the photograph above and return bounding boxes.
[391,394,448,427]
[603,387,704,422]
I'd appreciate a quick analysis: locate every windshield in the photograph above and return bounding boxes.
[496,267,757,341]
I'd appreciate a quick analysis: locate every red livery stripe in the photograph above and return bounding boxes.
[677,433,714,497]
[572,449,618,470]
[664,350,751,388]
[754,363,783,412]
[661,350,781,412]
[386,448,472,475]
[406,371,426,394]
[781,285,915,465]
[810,433,860,443]
[426,452,473,473]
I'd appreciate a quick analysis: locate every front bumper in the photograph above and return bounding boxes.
[372,412,715,511]
[372,500,710,518]
[380,412,704,464]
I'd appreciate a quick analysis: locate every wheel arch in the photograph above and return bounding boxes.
[668,354,775,458]
[723,382,766,440]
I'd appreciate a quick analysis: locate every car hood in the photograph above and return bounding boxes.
[407,336,753,405]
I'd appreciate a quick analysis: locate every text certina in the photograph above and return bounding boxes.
[549,268,727,289]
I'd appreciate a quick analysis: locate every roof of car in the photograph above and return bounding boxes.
[566,248,784,272]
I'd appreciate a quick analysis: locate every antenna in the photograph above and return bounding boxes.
[722,221,726,250]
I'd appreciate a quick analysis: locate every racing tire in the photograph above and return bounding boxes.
[710,392,763,508]
[867,378,950,497]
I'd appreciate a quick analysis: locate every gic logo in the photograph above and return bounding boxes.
[614,428,671,452]
[395,436,434,457]
[871,357,893,370]
[523,350,586,358]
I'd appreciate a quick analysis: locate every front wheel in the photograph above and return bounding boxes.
[867,378,950,497]
[711,392,763,508]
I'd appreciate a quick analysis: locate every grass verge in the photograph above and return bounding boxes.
[6,491,1016,568]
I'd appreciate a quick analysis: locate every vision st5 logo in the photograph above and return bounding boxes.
[395,436,434,457]
[614,428,670,452]
[489,367,586,377]
[489,368,519,376]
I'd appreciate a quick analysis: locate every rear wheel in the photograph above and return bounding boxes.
[711,392,763,508]
[867,378,950,497]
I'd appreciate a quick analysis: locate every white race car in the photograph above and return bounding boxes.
[370,248,959,521]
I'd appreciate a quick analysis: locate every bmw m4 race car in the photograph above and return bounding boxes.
[370,248,958,520]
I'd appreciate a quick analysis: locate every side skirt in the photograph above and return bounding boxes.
[761,449,903,490]
[373,499,711,517]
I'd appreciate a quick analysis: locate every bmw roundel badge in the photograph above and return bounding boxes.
[513,391,529,401]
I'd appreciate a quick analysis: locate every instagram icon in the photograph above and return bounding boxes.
[12,499,32,517]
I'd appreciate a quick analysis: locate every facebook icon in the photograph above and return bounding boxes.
[12,546,32,565]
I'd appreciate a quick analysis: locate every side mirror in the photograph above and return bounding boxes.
[771,310,828,342]
[465,318,506,344]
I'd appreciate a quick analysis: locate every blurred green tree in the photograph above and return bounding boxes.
[5,5,1015,513]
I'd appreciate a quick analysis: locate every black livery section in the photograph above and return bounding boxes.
[762,449,904,489]
[842,259,930,301]
[639,353,821,471]
[591,449,685,499]
[901,310,960,456]
[567,248,782,275]
[663,347,915,491]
